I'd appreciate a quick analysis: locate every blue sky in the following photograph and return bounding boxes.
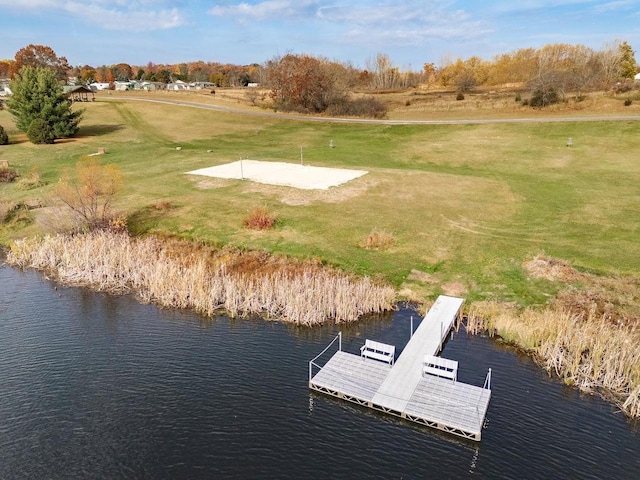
[0,1,637,69]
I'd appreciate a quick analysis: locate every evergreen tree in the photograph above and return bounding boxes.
[619,41,637,79]
[0,125,8,145]
[7,66,82,144]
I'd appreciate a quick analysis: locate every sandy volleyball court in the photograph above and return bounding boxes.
[187,160,368,190]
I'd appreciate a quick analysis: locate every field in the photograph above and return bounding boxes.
[2,90,640,305]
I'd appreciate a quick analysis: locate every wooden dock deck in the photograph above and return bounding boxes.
[309,295,492,441]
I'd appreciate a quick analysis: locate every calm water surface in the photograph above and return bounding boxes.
[1,265,638,479]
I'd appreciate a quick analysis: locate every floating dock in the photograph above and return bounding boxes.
[309,295,492,441]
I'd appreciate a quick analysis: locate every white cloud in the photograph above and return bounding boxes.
[0,0,187,30]
[591,0,637,14]
[209,0,490,45]
[317,2,476,28]
[0,0,58,6]
[209,0,320,20]
[66,3,185,30]
[343,24,492,48]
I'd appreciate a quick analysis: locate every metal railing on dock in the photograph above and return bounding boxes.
[309,332,341,382]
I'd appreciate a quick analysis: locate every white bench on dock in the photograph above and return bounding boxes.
[423,354,458,382]
[360,340,395,365]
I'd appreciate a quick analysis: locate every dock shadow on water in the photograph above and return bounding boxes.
[1,264,638,479]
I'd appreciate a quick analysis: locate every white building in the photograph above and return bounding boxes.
[89,82,111,91]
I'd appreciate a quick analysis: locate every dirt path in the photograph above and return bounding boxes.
[105,95,640,125]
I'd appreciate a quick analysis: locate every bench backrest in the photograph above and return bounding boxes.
[423,354,458,380]
[365,339,395,355]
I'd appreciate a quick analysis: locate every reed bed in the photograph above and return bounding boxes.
[7,231,396,325]
[467,302,640,418]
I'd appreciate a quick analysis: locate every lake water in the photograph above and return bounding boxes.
[1,264,638,479]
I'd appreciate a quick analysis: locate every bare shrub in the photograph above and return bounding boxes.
[54,157,123,231]
[107,215,128,233]
[0,200,14,222]
[0,201,31,227]
[6,231,397,325]
[245,89,261,106]
[0,167,19,183]
[153,200,173,211]
[17,166,45,190]
[362,229,396,250]
[530,87,560,107]
[325,97,387,119]
[613,81,633,94]
[243,207,277,230]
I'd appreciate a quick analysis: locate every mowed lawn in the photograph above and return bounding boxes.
[1,98,639,305]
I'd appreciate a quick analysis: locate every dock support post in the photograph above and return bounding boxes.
[410,316,414,338]
[338,331,342,351]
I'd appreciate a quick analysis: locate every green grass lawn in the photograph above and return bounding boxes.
[2,99,639,305]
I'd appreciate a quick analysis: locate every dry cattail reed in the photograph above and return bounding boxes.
[466,301,640,418]
[7,231,396,326]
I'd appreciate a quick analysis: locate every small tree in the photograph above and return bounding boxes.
[0,125,8,145]
[619,41,637,80]
[55,158,123,230]
[267,54,348,113]
[8,66,82,144]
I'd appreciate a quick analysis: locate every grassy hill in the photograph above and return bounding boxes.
[1,89,639,306]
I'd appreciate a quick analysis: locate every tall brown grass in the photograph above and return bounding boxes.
[467,302,640,418]
[7,231,396,325]
[362,229,396,250]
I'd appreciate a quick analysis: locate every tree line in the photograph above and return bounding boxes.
[0,40,637,146]
[1,40,636,92]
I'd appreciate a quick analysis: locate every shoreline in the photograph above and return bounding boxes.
[5,231,396,326]
[5,231,639,418]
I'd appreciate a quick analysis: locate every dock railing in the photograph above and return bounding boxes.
[482,368,492,391]
[309,332,342,382]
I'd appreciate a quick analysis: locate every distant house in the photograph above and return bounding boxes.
[634,72,640,82]
[167,81,187,91]
[189,81,216,90]
[89,82,111,91]
[0,79,11,96]
[114,81,133,91]
[140,81,165,91]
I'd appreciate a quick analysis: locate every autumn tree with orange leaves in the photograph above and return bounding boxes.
[267,54,347,113]
[0,59,12,78]
[12,44,69,81]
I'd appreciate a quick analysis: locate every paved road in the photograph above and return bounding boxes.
[106,95,640,125]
